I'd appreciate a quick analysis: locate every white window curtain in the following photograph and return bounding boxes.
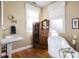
[48,1,65,33]
[26,3,40,32]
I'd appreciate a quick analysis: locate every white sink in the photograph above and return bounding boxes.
[1,34,23,44]
[5,35,14,39]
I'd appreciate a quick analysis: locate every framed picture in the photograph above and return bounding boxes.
[72,18,79,29]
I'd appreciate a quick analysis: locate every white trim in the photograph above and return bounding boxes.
[12,45,32,54]
[1,1,3,26]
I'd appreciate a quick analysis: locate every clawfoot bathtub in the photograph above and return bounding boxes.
[48,36,79,58]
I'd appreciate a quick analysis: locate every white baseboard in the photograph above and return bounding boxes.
[12,45,32,54]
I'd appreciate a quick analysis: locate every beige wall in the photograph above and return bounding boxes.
[3,1,33,49]
[0,28,1,56]
[41,7,48,21]
[0,29,1,56]
[0,2,1,57]
[41,1,79,51]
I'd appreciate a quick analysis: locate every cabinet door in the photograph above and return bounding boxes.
[40,29,48,36]
[33,23,39,48]
[39,36,48,48]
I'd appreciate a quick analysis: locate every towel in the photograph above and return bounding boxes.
[11,25,16,34]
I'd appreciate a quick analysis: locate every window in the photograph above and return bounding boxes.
[26,3,40,32]
[48,2,65,33]
[50,19,64,33]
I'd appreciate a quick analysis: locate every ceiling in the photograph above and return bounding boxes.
[29,1,53,8]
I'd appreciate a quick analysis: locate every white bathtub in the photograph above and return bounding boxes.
[48,36,79,58]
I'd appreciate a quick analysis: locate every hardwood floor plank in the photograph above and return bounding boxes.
[12,48,49,58]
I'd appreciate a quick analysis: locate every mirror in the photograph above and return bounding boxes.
[8,15,14,20]
[8,15,17,23]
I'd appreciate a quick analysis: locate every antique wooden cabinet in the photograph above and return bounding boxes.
[39,19,49,48]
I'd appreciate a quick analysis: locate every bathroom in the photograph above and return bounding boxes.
[0,1,79,58]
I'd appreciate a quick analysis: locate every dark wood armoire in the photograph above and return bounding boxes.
[33,19,49,49]
[33,22,39,48]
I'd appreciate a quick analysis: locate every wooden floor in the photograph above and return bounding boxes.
[12,48,50,58]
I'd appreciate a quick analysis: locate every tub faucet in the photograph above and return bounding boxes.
[59,48,74,58]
